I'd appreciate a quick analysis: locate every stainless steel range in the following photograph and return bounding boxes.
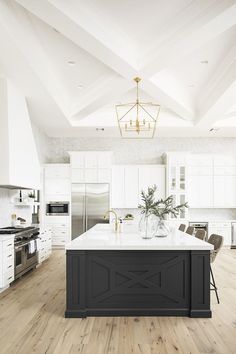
[0,226,40,279]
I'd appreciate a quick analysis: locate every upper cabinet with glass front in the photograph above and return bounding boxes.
[163,152,189,220]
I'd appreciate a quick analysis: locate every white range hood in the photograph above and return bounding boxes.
[0,78,40,189]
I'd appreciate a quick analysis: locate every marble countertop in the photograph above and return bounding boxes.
[66,224,214,251]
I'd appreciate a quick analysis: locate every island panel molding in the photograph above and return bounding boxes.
[65,249,211,318]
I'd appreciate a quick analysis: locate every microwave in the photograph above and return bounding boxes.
[46,201,69,216]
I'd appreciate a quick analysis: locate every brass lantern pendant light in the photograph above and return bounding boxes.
[116,77,160,139]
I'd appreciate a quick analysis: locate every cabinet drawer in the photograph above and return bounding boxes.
[52,238,66,245]
[2,258,14,272]
[3,269,14,285]
[3,249,14,262]
[3,240,14,253]
[52,229,70,238]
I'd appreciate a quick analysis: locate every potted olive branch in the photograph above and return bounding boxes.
[138,185,188,238]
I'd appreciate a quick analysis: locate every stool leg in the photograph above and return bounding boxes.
[210,265,220,304]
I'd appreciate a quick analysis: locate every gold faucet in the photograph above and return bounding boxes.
[104,209,119,232]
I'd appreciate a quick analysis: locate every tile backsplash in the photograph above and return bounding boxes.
[0,189,33,227]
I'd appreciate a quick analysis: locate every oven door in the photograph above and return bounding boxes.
[15,244,27,278]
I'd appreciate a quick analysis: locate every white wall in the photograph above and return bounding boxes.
[45,137,236,164]
[0,189,33,227]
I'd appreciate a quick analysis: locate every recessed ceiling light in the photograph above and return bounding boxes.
[77,85,83,89]
[53,28,60,33]
[209,127,219,132]
[201,60,209,64]
[68,60,76,66]
[188,84,195,88]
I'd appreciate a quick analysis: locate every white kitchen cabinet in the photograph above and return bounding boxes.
[44,218,71,248]
[38,229,52,264]
[69,151,112,183]
[225,176,236,207]
[213,176,225,207]
[98,169,111,183]
[163,152,189,220]
[0,235,14,291]
[139,165,165,202]
[124,166,139,208]
[45,164,70,179]
[69,152,85,168]
[84,169,98,183]
[208,222,231,247]
[111,166,125,208]
[97,152,112,168]
[45,178,70,196]
[111,165,165,209]
[188,175,213,208]
[85,152,98,168]
[71,168,84,183]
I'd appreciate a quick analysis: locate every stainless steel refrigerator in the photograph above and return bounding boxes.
[71,183,109,239]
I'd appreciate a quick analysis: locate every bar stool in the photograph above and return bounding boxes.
[179,224,186,232]
[195,229,207,241]
[208,234,224,304]
[185,226,195,235]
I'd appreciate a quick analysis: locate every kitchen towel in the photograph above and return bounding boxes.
[28,240,36,254]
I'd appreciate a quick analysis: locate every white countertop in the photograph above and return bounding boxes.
[66,224,214,251]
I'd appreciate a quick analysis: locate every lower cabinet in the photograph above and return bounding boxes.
[44,217,71,248]
[38,229,52,263]
[0,236,14,291]
[208,222,232,247]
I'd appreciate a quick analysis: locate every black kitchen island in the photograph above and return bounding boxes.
[65,224,213,318]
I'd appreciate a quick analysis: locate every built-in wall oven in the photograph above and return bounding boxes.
[46,201,69,216]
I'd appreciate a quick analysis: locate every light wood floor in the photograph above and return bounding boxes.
[0,250,236,354]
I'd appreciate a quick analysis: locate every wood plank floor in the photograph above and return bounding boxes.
[0,249,236,354]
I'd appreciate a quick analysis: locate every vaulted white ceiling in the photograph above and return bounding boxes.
[0,0,236,137]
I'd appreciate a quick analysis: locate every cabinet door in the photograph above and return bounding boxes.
[213,176,225,207]
[139,165,165,202]
[45,164,70,178]
[70,152,84,168]
[84,169,98,183]
[111,166,125,208]
[225,176,236,207]
[85,152,98,168]
[97,152,112,168]
[124,166,139,208]
[98,169,111,183]
[71,169,84,183]
[45,178,70,196]
[188,175,213,208]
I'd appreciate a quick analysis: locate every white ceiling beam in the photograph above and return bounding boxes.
[14,0,194,121]
[140,1,236,78]
[0,0,69,118]
[70,76,133,120]
[196,43,236,127]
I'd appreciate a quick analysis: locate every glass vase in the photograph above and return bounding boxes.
[139,213,156,239]
[155,219,170,237]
